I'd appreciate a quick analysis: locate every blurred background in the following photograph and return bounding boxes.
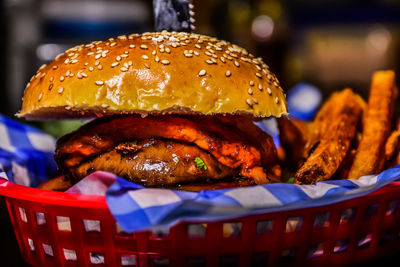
[2,0,400,133]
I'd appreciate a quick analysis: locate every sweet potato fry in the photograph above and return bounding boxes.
[384,121,400,167]
[348,70,398,179]
[37,176,71,191]
[295,89,363,184]
[278,118,312,169]
[385,124,400,160]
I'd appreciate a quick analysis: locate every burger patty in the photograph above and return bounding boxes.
[71,139,235,186]
[55,115,279,184]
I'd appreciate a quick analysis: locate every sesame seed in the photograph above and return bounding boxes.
[144,63,150,69]
[101,104,109,108]
[121,54,128,58]
[140,44,148,50]
[195,44,201,49]
[258,84,263,91]
[206,59,213,64]
[152,50,156,55]
[84,62,89,66]
[205,51,212,57]
[234,61,240,67]
[225,70,231,77]
[252,97,258,104]
[95,81,104,86]
[98,65,103,70]
[267,87,272,95]
[58,87,64,94]
[48,84,53,90]
[55,53,64,60]
[116,56,121,61]
[246,98,253,107]
[64,58,70,64]
[101,53,107,58]
[60,75,65,82]
[71,59,78,64]
[275,97,279,104]
[128,61,133,66]
[49,76,54,82]
[194,51,199,56]
[110,42,116,47]
[142,55,149,60]
[248,88,253,95]
[95,61,100,66]
[184,53,193,58]
[129,44,135,49]
[66,70,71,76]
[256,72,262,78]
[165,47,171,53]
[69,73,74,77]
[52,65,58,70]
[81,72,88,78]
[172,43,178,48]
[77,72,82,79]
[95,54,101,59]
[38,93,43,101]
[39,64,47,70]
[155,56,160,62]
[198,69,206,76]
[220,57,226,63]
[121,67,128,72]
[87,52,94,56]
[211,58,217,63]
[89,66,94,72]
[161,59,170,65]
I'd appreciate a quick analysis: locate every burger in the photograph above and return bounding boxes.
[18,31,288,191]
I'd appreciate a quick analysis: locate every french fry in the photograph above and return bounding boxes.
[294,89,363,184]
[348,70,398,179]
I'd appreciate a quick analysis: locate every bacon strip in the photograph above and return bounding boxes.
[55,115,278,184]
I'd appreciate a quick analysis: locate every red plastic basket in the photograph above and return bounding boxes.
[1,178,400,267]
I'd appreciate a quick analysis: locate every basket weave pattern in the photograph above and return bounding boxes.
[1,179,400,266]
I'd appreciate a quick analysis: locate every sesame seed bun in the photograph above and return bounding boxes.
[18,31,288,120]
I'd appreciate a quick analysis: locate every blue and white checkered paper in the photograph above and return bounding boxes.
[106,167,400,232]
[0,114,399,233]
[0,115,57,187]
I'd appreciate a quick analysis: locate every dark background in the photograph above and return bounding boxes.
[1,0,400,265]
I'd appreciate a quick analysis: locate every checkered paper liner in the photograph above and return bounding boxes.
[0,114,399,233]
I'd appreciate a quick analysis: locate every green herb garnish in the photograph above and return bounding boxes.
[286,177,295,184]
[194,157,207,170]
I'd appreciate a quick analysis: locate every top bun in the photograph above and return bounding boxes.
[18,31,288,120]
